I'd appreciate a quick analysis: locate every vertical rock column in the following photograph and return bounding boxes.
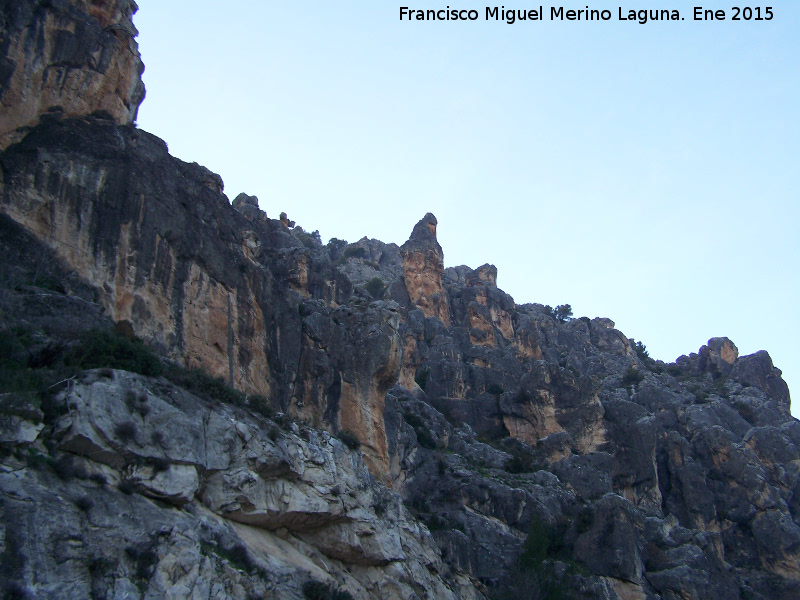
[399,213,450,326]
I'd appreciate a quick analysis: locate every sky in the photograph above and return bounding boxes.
[133,1,800,417]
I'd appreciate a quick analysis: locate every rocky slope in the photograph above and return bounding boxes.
[1,2,799,599]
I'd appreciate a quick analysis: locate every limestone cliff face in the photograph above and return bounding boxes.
[1,370,479,600]
[0,0,145,149]
[0,111,403,477]
[0,115,273,395]
[2,3,800,599]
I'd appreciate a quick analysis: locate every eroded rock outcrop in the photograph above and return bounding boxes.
[1,2,799,599]
[0,369,479,599]
[0,0,145,149]
[400,213,450,326]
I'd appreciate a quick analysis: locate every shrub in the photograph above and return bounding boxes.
[53,455,77,480]
[326,238,348,260]
[248,393,273,418]
[74,496,93,512]
[124,390,138,411]
[342,246,366,260]
[373,496,388,516]
[296,230,322,249]
[164,365,245,406]
[87,557,114,577]
[89,473,108,485]
[0,327,76,395]
[733,400,757,424]
[519,517,551,571]
[125,544,159,581]
[363,277,386,299]
[666,363,682,376]
[66,329,162,377]
[118,479,136,495]
[302,581,355,600]
[487,383,504,396]
[554,304,573,323]
[147,457,170,474]
[415,427,436,450]
[225,543,257,573]
[3,581,30,600]
[634,341,660,372]
[303,581,330,600]
[513,389,530,404]
[114,421,137,444]
[490,517,571,600]
[403,413,437,450]
[504,448,542,474]
[337,429,361,450]
[621,367,645,387]
[273,413,293,428]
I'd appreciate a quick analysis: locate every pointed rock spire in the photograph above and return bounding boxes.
[400,213,449,325]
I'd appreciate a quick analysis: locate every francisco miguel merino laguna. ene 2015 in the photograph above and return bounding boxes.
[399,6,692,24]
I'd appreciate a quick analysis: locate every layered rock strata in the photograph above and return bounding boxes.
[0,369,478,599]
[1,2,799,599]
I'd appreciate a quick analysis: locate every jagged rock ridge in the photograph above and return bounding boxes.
[1,2,799,599]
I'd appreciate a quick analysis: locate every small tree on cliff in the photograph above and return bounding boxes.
[554,304,572,323]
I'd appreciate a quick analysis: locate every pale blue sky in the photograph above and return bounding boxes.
[134,2,799,416]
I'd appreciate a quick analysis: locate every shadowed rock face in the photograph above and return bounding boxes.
[1,3,799,600]
[0,0,145,149]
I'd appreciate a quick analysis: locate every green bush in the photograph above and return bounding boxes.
[490,517,571,600]
[503,447,542,474]
[363,277,386,299]
[519,517,551,570]
[732,400,757,424]
[295,230,322,248]
[74,496,93,512]
[125,543,159,582]
[164,365,245,406]
[542,304,573,323]
[403,412,437,450]
[554,304,573,323]
[342,246,366,260]
[114,421,137,445]
[325,238,347,262]
[66,329,162,377]
[487,383,504,396]
[621,367,645,387]
[302,581,355,600]
[415,427,437,450]
[248,393,273,418]
[0,328,71,395]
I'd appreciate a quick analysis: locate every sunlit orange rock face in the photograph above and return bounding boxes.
[399,213,450,327]
[0,0,145,149]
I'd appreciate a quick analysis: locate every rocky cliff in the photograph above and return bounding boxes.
[0,0,145,149]
[1,2,799,599]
